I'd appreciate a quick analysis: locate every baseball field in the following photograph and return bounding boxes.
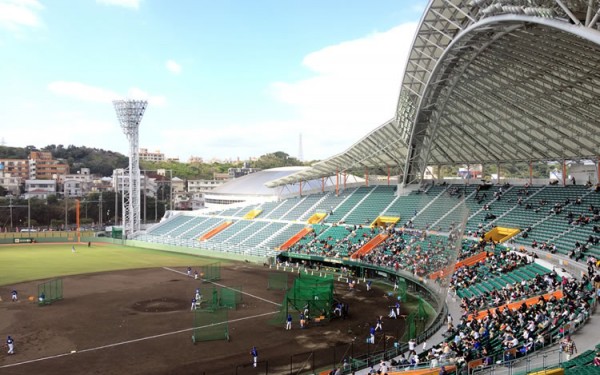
[0,242,411,374]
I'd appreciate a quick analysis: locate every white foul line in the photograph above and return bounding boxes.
[0,310,278,369]
[162,266,282,306]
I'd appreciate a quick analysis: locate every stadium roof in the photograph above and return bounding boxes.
[267,0,600,187]
[264,119,407,187]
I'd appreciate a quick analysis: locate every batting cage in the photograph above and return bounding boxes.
[199,261,221,282]
[267,272,289,290]
[192,309,229,343]
[402,297,428,341]
[220,286,243,309]
[272,273,334,325]
[197,286,243,311]
[38,278,63,305]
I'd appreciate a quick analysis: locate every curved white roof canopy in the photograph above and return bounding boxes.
[268,0,600,187]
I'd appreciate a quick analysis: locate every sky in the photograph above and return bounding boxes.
[0,0,425,163]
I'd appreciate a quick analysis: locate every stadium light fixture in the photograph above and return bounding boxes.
[113,100,147,238]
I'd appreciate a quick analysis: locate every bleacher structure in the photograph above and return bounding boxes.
[138,182,600,260]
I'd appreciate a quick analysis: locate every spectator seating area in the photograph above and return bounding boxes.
[138,182,600,261]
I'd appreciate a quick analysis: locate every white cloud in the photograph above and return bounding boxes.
[47,81,166,107]
[269,22,418,159]
[165,59,182,75]
[48,81,120,103]
[96,0,141,10]
[0,0,44,31]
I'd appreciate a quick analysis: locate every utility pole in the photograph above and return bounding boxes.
[115,170,119,226]
[99,193,103,229]
[27,196,30,230]
[64,183,68,230]
[9,196,13,230]
[169,169,173,211]
[143,170,147,224]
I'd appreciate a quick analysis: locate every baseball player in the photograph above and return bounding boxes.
[11,290,18,302]
[375,316,383,331]
[6,336,14,354]
[368,326,376,344]
[71,245,76,253]
[195,288,202,301]
[251,346,258,367]
[286,314,292,330]
[187,267,192,277]
[190,297,197,311]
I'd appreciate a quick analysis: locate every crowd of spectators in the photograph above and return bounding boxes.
[425,270,595,369]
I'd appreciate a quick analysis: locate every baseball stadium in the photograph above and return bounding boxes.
[3,1,600,374]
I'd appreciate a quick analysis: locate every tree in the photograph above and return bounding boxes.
[252,152,304,169]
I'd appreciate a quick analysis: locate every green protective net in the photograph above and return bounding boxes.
[199,262,221,282]
[267,272,289,290]
[272,274,334,325]
[38,279,63,305]
[192,309,229,343]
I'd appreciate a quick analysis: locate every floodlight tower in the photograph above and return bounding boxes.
[113,100,147,238]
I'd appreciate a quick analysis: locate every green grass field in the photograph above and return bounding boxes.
[0,243,226,286]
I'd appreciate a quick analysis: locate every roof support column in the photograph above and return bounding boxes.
[529,161,533,185]
[336,169,339,196]
[467,164,470,185]
[321,177,325,193]
[387,166,390,186]
[299,180,303,197]
[562,160,567,187]
[365,168,369,187]
[344,172,347,191]
[438,165,442,182]
[497,163,500,184]
[597,157,600,184]
[481,164,485,182]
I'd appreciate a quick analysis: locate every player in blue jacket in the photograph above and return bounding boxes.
[251,346,258,367]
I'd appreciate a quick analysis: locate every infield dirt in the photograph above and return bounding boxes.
[0,263,407,374]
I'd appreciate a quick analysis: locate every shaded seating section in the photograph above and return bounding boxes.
[464,185,527,234]
[327,187,375,223]
[350,233,388,259]
[262,199,303,219]
[358,230,457,277]
[280,193,326,221]
[413,185,477,230]
[429,250,489,280]
[437,186,501,233]
[343,186,396,225]
[288,224,381,258]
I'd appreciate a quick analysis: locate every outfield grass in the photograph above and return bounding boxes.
[0,243,228,286]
